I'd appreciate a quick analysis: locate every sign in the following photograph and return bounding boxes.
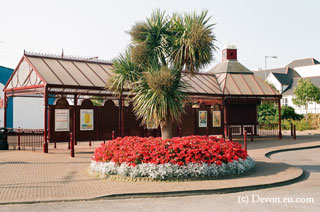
[198,111,207,128]
[55,109,69,131]
[212,111,221,127]
[80,109,94,131]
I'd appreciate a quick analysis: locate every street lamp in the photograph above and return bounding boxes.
[265,56,277,80]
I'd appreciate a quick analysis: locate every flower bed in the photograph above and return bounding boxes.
[90,136,255,180]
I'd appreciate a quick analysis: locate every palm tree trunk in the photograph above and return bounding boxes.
[160,117,173,140]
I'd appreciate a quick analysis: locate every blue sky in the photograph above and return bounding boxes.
[0,0,319,71]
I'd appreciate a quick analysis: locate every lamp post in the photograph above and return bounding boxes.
[265,56,277,80]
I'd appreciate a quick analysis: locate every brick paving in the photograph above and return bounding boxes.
[0,134,319,204]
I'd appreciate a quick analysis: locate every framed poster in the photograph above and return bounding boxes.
[80,109,94,131]
[55,109,69,132]
[212,111,221,127]
[198,111,207,128]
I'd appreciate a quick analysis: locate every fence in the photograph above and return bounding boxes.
[7,128,44,151]
[227,123,280,138]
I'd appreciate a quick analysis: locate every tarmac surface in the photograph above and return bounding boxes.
[0,131,319,205]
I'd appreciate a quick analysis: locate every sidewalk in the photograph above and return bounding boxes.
[0,135,319,204]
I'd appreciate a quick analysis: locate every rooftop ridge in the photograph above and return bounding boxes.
[24,51,112,65]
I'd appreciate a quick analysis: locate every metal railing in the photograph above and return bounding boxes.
[7,128,44,151]
[226,123,280,139]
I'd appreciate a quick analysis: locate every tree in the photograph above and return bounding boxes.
[109,10,217,139]
[292,78,320,117]
[281,106,303,120]
[258,103,277,124]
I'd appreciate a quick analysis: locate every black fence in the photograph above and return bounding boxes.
[227,123,280,138]
[7,128,44,151]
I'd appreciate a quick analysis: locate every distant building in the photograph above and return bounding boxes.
[0,65,13,128]
[254,58,320,114]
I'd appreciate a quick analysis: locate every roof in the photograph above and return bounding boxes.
[283,76,320,96]
[182,73,222,95]
[254,67,287,80]
[5,52,281,98]
[207,60,253,74]
[270,68,300,85]
[287,58,320,68]
[5,52,113,91]
[214,72,278,96]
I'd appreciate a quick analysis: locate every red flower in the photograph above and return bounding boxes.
[92,136,248,167]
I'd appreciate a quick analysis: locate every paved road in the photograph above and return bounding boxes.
[1,148,319,212]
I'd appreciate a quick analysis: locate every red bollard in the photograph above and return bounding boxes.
[89,140,92,146]
[68,139,70,149]
[244,130,247,153]
[54,141,56,149]
[103,139,106,144]
[291,123,293,136]
[70,133,74,157]
[17,133,21,150]
[112,131,115,140]
[229,127,232,141]
[293,125,296,140]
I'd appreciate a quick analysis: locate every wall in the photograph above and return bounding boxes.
[282,94,320,114]
[266,74,282,92]
[0,66,13,128]
[295,64,320,78]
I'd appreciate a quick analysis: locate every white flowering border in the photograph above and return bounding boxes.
[90,156,255,180]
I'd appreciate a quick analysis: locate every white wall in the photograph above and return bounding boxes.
[13,97,44,129]
[295,64,320,78]
[266,74,282,92]
[282,94,320,114]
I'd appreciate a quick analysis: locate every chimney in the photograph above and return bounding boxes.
[222,44,237,62]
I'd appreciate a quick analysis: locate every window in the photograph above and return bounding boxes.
[281,98,288,106]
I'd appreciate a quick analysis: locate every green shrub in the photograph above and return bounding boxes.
[281,106,303,120]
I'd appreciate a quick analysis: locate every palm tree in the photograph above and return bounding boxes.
[108,49,140,136]
[109,10,216,139]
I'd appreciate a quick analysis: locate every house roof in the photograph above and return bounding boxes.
[283,76,320,96]
[287,58,320,68]
[254,67,288,80]
[271,67,300,86]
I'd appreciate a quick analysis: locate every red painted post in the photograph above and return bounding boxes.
[43,86,49,153]
[70,132,74,157]
[229,126,232,141]
[278,99,282,139]
[293,125,296,140]
[17,132,21,150]
[54,140,56,149]
[244,130,247,153]
[112,130,115,140]
[73,95,78,146]
[89,140,92,146]
[68,139,70,149]
[290,123,293,136]
[103,140,106,144]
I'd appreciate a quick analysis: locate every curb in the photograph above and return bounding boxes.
[1,144,319,205]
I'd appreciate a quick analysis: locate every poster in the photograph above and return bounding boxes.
[80,109,94,131]
[198,111,207,128]
[55,109,69,132]
[213,111,221,127]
